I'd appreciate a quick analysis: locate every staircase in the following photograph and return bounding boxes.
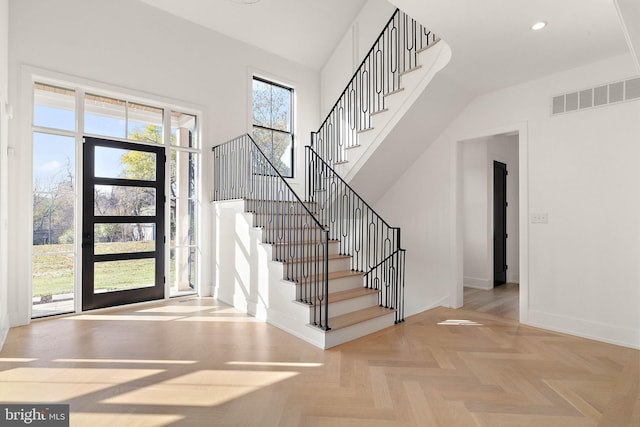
[212,135,399,349]
[212,9,443,349]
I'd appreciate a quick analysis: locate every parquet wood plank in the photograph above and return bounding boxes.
[0,288,637,426]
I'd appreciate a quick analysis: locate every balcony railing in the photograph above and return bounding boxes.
[311,8,437,168]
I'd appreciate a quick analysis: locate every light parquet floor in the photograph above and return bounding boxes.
[0,291,638,426]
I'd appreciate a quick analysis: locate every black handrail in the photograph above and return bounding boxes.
[213,134,331,330]
[306,146,405,322]
[306,146,399,239]
[364,249,406,323]
[311,8,438,167]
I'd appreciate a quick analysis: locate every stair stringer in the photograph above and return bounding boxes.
[213,199,397,349]
[337,39,453,182]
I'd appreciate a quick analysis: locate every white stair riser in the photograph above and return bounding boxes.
[246,200,317,210]
[283,257,352,277]
[324,312,397,349]
[310,293,380,320]
[271,241,341,259]
[252,215,321,229]
[259,229,328,243]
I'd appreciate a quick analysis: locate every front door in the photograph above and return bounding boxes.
[82,137,165,310]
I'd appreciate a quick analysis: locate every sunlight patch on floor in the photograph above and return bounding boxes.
[71,413,184,426]
[69,314,184,322]
[53,358,197,365]
[226,361,323,368]
[437,319,483,326]
[0,367,164,402]
[101,369,298,407]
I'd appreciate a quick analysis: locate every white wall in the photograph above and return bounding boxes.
[462,140,489,288]
[0,0,9,349]
[462,134,520,289]
[376,53,640,349]
[7,0,320,326]
[320,0,396,116]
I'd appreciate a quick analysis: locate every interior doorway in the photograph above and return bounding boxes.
[457,130,524,320]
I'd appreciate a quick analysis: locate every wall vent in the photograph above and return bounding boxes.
[551,76,640,115]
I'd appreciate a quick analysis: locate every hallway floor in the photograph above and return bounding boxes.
[0,293,638,426]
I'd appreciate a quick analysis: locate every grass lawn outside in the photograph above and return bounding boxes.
[33,242,156,297]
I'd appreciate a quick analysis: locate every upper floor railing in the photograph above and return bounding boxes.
[311,8,438,168]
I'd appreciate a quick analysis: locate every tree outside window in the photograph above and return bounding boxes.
[252,77,294,177]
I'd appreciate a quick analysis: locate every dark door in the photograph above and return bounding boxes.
[493,161,508,286]
[82,137,165,310]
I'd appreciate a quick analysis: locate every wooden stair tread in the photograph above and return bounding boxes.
[281,254,351,264]
[288,270,364,284]
[271,239,340,246]
[400,64,422,76]
[326,306,394,331]
[309,270,364,281]
[252,211,319,216]
[384,87,405,97]
[357,127,374,134]
[326,287,378,304]
[260,225,329,231]
[370,108,388,116]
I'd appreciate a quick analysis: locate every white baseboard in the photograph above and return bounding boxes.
[464,276,492,290]
[526,309,640,350]
[0,312,9,351]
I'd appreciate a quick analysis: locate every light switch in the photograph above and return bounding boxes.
[531,213,548,224]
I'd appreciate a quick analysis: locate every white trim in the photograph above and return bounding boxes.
[526,309,640,350]
[463,277,492,290]
[18,65,205,325]
[452,122,529,322]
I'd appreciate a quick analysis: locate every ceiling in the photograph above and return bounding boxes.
[138,0,367,70]
[139,0,633,94]
[392,0,632,94]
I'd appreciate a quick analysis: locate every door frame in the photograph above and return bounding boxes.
[452,122,529,323]
[82,136,166,310]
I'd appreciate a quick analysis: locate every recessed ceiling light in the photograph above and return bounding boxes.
[531,21,547,31]
[229,0,261,4]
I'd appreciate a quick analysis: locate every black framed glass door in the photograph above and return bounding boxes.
[82,137,165,310]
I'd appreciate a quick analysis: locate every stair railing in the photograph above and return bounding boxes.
[213,134,332,330]
[311,8,438,168]
[306,146,405,323]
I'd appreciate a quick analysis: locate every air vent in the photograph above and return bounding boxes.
[551,76,640,115]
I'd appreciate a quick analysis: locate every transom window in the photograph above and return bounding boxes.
[252,77,294,177]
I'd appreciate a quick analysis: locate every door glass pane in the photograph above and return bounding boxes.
[94,259,155,293]
[94,223,156,254]
[32,253,74,318]
[171,112,197,148]
[169,247,196,295]
[170,198,196,246]
[85,94,126,138]
[33,83,75,132]
[33,133,75,192]
[94,146,157,181]
[170,151,197,199]
[128,103,163,143]
[94,185,156,216]
[33,191,75,245]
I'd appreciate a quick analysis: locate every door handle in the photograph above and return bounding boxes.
[82,232,91,249]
